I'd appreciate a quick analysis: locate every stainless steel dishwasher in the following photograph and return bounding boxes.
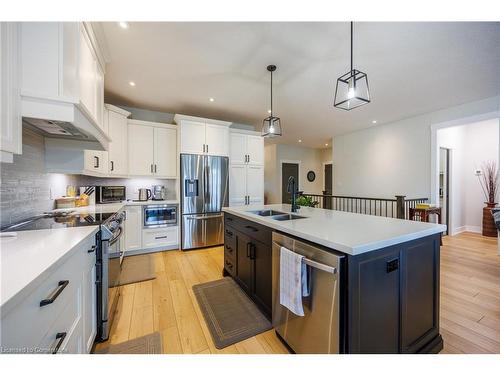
[272,232,344,354]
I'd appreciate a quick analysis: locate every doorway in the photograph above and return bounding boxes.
[439,147,450,235]
[323,163,333,209]
[281,162,299,204]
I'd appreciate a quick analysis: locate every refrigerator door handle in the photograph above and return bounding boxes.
[187,214,224,220]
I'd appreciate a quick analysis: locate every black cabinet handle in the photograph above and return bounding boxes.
[52,332,67,354]
[225,230,233,237]
[87,245,96,253]
[386,259,399,273]
[225,245,233,253]
[246,242,251,258]
[154,164,157,173]
[225,261,233,270]
[40,280,69,307]
[245,225,258,232]
[150,164,154,173]
[250,243,256,260]
[110,160,114,171]
[155,235,168,240]
[94,156,99,168]
[226,216,233,222]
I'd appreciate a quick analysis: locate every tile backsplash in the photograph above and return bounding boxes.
[0,129,177,228]
[0,130,78,227]
[73,176,177,201]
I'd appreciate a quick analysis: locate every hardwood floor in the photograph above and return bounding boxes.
[93,246,289,354]
[94,231,500,354]
[440,232,500,354]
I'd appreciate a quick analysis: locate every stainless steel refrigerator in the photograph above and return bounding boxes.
[180,154,229,250]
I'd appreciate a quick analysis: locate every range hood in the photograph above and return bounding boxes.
[21,95,110,151]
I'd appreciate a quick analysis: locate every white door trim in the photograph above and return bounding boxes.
[430,111,500,206]
[279,159,301,203]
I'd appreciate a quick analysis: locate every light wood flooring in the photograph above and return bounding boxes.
[94,232,500,354]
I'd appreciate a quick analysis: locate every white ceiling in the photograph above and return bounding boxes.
[99,22,500,148]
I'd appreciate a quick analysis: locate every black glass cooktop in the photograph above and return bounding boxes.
[1,211,116,232]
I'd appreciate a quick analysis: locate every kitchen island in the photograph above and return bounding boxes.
[222,204,446,354]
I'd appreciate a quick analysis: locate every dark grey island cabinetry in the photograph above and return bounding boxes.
[223,209,443,354]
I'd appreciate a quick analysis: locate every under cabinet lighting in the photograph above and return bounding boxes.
[118,22,129,29]
[325,143,329,147]
[129,81,136,87]
[298,139,302,143]
[372,120,377,124]
[209,98,215,102]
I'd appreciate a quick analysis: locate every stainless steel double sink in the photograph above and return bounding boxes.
[248,209,306,221]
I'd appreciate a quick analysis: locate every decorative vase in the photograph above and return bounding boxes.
[482,202,498,237]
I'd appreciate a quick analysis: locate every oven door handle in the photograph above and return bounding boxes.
[109,226,123,246]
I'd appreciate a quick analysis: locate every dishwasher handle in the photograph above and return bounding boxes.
[303,258,336,274]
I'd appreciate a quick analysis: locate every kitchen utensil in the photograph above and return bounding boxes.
[138,188,152,201]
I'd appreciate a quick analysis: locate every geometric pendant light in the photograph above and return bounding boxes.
[334,22,371,110]
[261,64,283,137]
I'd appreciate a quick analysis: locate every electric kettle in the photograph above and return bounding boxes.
[138,188,152,201]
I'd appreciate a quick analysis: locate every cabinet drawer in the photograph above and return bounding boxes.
[143,226,178,249]
[225,214,271,245]
[37,288,82,354]
[0,237,91,350]
[224,258,236,277]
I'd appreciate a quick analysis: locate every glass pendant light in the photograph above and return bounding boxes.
[334,22,371,110]
[261,65,282,137]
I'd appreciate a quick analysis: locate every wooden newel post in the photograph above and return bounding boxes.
[395,195,406,219]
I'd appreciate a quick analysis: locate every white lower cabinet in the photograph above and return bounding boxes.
[142,227,178,249]
[0,234,96,354]
[125,205,143,252]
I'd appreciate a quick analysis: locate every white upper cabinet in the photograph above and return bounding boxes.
[205,123,229,156]
[175,114,231,156]
[246,135,264,165]
[154,127,177,178]
[128,120,177,178]
[128,122,155,176]
[0,23,22,163]
[20,22,109,149]
[229,131,264,166]
[228,130,265,207]
[179,120,206,154]
[106,105,131,176]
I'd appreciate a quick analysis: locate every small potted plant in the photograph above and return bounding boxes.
[296,195,320,208]
[477,161,499,237]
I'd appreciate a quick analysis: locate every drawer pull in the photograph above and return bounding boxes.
[245,225,259,232]
[225,261,233,270]
[40,280,69,307]
[226,216,233,221]
[52,332,67,354]
[225,230,233,237]
[155,236,168,240]
[225,245,233,252]
[87,245,96,253]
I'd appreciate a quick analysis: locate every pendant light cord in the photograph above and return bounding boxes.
[270,70,273,116]
[350,21,353,73]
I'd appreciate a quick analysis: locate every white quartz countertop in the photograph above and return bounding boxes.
[223,204,446,256]
[0,226,98,314]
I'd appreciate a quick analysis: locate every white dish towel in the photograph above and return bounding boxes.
[279,246,308,316]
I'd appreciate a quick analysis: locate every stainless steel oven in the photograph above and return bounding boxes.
[95,186,126,204]
[143,204,178,228]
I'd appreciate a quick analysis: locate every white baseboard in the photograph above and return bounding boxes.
[452,225,484,236]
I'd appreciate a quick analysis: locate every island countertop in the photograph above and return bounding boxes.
[222,204,446,256]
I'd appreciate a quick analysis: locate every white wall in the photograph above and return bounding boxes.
[333,95,500,200]
[437,119,499,234]
[264,143,327,204]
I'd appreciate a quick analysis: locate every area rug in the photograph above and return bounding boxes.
[94,332,162,354]
[192,277,272,349]
[109,254,156,287]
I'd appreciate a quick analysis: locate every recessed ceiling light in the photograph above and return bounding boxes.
[118,22,129,29]
[128,81,136,87]
[267,109,272,114]
[209,98,215,102]
[325,143,329,147]
[372,120,377,124]
[298,139,302,143]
